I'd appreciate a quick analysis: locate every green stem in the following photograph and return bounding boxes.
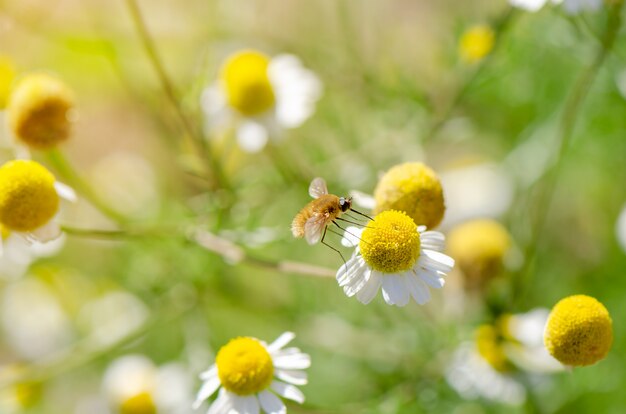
[512,1,623,306]
[124,0,229,191]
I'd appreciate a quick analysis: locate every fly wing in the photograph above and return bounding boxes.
[308,177,328,199]
[304,214,327,245]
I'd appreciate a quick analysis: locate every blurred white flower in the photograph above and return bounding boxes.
[195,332,310,414]
[1,278,74,360]
[103,355,194,414]
[616,203,626,254]
[201,50,322,153]
[77,291,149,347]
[510,0,602,14]
[446,309,561,405]
[0,232,65,279]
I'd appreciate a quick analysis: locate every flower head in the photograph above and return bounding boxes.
[510,0,602,14]
[195,332,310,414]
[0,160,75,244]
[338,210,454,306]
[202,49,322,153]
[0,56,16,109]
[447,219,512,289]
[7,73,74,149]
[373,162,445,229]
[459,25,495,63]
[544,295,613,366]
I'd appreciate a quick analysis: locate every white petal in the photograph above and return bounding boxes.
[349,190,376,210]
[419,250,454,273]
[236,121,269,153]
[200,365,218,380]
[509,0,549,12]
[267,332,295,353]
[54,181,77,202]
[381,274,409,307]
[271,381,305,404]
[417,267,446,289]
[208,390,232,414]
[29,221,62,243]
[231,395,259,414]
[342,266,370,297]
[336,256,365,287]
[275,369,308,385]
[193,376,221,409]
[419,231,445,252]
[273,353,311,370]
[268,55,322,129]
[406,273,431,305]
[340,226,363,247]
[356,271,382,304]
[258,390,286,414]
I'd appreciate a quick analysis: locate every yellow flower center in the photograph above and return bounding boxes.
[221,50,276,116]
[14,381,42,409]
[0,160,59,232]
[544,295,613,367]
[447,219,511,289]
[459,25,495,63]
[7,73,74,149]
[475,324,513,373]
[374,162,445,229]
[0,56,16,109]
[119,392,157,414]
[216,337,274,395]
[359,210,421,273]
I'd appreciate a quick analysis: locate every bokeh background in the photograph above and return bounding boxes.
[0,0,625,413]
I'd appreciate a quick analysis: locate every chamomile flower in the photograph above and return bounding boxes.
[544,295,613,366]
[459,25,495,63]
[510,0,602,14]
[338,210,454,306]
[194,332,310,414]
[0,160,76,247]
[103,355,194,414]
[447,219,513,290]
[446,310,561,405]
[371,162,446,229]
[7,73,74,150]
[0,227,66,279]
[201,50,322,153]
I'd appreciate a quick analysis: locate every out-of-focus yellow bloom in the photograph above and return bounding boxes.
[447,219,511,290]
[459,25,495,63]
[544,295,613,366]
[13,381,42,409]
[221,50,276,116]
[475,323,513,372]
[119,392,157,414]
[360,210,421,273]
[216,337,275,395]
[373,162,445,229]
[0,160,59,232]
[7,73,74,149]
[0,56,16,109]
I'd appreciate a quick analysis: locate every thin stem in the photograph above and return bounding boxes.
[513,1,624,305]
[124,0,229,190]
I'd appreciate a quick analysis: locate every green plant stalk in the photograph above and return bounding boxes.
[513,0,624,306]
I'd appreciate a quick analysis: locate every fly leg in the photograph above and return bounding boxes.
[321,225,347,270]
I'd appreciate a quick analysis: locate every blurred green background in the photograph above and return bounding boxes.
[0,0,625,413]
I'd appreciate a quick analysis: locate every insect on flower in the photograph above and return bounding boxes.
[291,177,371,260]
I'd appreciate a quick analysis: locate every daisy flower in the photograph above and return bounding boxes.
[103,355,194,414]
[201,49,322,153]
[544,295,613,367]
[338,210,454,306]
[446,310,561,405]
[0,159,76,248]
[194,331,310,414]
[0,227,66,279]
